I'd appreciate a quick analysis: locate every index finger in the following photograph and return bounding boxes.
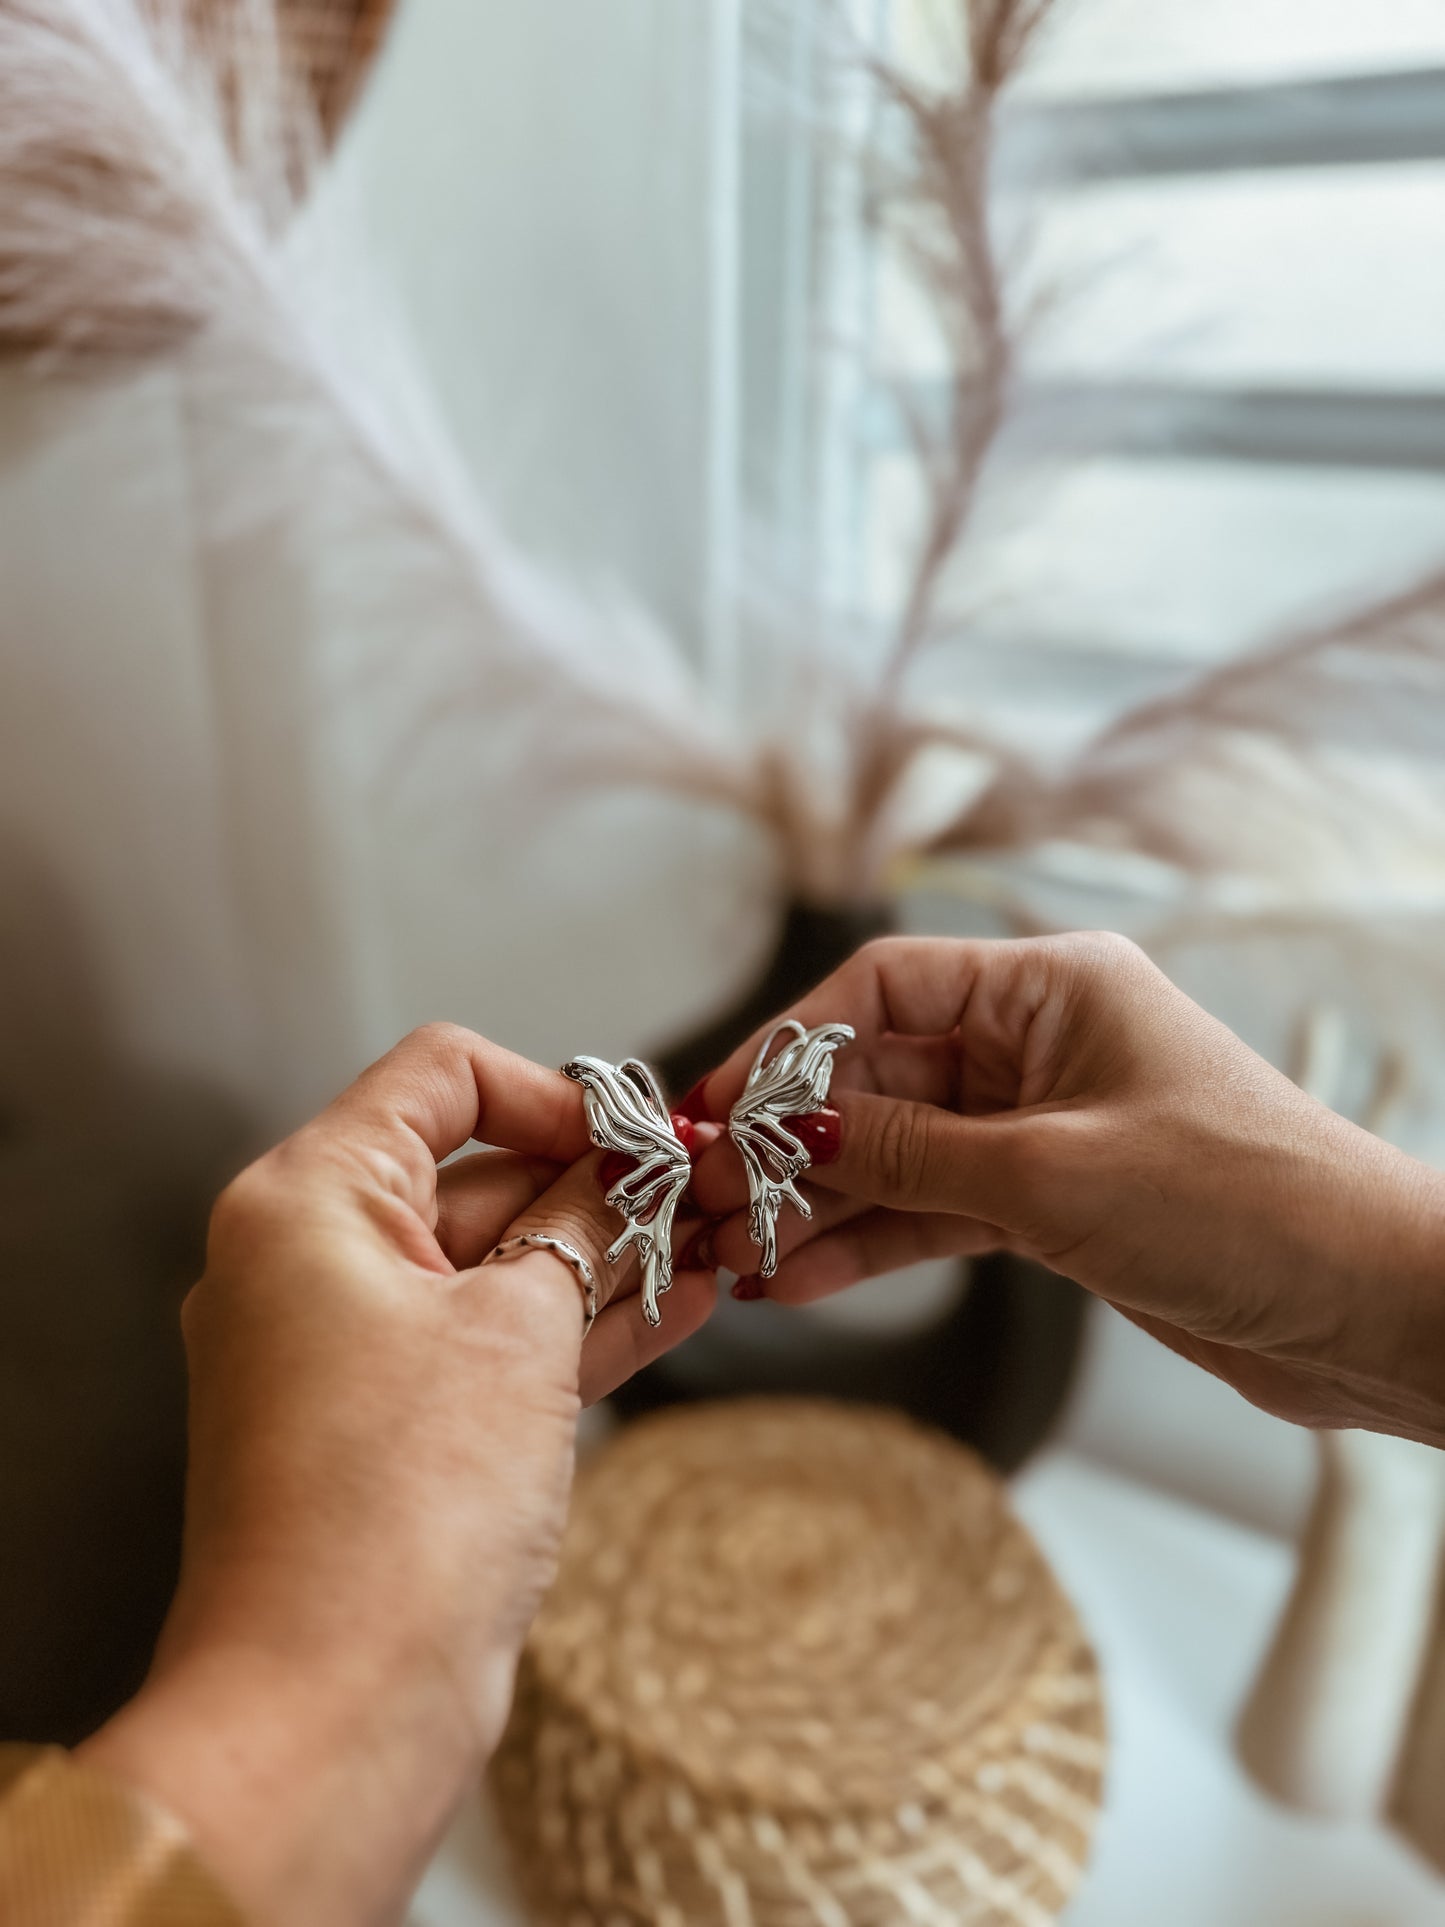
[678,936,1032,1122]
[301,1023,590,1206]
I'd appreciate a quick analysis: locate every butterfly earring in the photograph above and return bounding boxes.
[729,1020,854,1279]
[562,1055,693,1327]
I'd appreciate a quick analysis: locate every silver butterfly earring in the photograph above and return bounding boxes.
[729,1020,854,1279]
[562,1055,692,1327]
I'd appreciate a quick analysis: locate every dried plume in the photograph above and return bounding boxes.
[933,565,1445,906]
[726,0,1049,900]
[810,0,1445,931]
[0,0,751,807]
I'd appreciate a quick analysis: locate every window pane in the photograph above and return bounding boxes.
[1019,164,1445,389]
[865,456,1445,660]
[870,165,1445,389]
[851,4,1445,690]
[1013,0,1445,98]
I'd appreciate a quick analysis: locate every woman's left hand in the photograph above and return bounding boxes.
[81,1024,716,1927]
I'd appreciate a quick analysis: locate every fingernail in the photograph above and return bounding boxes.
[783,1108,842,1167]
[731,1275,764,1302]
[678,1223,719,1272]
[670,1112,697,1157]
[675,1078,712,1124]
[597,1150,637,1192]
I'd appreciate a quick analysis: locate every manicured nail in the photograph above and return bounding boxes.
[678,1223,719,1272]
[731,1275,764,1302]
[670,1112,697,1157]
[597,1150,637,1192]
[675,1079,712,1124]
[783,1108,842,1167]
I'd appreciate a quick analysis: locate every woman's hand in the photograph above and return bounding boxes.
[81,1024,716,1927]
[687,934,1445,1444]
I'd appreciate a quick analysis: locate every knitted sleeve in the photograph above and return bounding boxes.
[0,1745,245,1926]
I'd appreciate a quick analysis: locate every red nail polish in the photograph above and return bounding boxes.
[597,1150,637,1192]
[678,1223,719,1272]
[670,1112,697,1157]
[731,1276,764,1302]
[675,1079,712,1124]
[783,1108,842,1167]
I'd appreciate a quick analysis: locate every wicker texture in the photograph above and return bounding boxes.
[494,1401,1105,1927]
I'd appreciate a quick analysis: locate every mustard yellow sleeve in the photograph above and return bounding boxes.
[0,1746,245,1926]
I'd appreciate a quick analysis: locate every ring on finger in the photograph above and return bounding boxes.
[484,1232,600,1336]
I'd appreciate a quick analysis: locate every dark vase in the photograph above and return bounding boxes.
[608,899,1086,1473]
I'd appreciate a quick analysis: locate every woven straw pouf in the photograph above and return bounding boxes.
[493,1399,1106,1926]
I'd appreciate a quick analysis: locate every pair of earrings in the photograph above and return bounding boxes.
[563,1019,853,1327]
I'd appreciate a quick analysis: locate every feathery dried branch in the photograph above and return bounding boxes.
[829,0,1047,879]
[0,0,393,358]
[0,0,283,360]
[926,567,1445,900]
[833,0,1445,926]
[0,0,753,813]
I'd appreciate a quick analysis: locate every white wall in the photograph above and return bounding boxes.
[0,375,264,1102]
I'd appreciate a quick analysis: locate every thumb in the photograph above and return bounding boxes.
[814,1090,1047,1232]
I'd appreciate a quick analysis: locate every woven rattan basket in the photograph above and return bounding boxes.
[494,1399,1105,1926]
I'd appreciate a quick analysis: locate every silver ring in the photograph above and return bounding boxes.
[485,1233,599,1335]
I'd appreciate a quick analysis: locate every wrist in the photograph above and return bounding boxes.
[1345,1147,1445,1443]
[1270,1099,1445,1440]
[79,1624,510,1927]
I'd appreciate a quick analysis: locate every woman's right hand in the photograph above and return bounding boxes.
[687,933,1445,1444]
[79,1024,715,1927]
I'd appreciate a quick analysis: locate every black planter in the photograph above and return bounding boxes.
[652,901,893,1097]
[608,900,1086,1473]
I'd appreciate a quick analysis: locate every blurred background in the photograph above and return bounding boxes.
[4,0,1445,1920]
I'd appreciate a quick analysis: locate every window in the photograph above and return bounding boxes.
[745,0,1445,757]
